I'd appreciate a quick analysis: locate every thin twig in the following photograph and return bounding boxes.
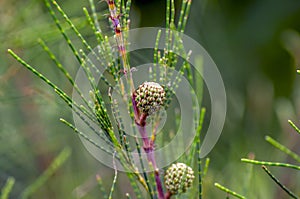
[288,120,300,135]
[265,135,300,163]
[241,158,300,171]
[214,183,246,199]
[1,177,15,199]
[262,166,299,199]
[108,152,118,199]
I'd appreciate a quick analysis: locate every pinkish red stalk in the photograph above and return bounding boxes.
[132,95,165,199]
[155,169,165,199]
[137,123,165,199]
[106,0,165,198]
[165,191,172,199]
[105,0,129,73]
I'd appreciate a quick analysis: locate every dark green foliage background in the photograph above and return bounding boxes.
[1,0,300,198]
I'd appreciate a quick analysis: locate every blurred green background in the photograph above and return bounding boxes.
[1,0,300,198]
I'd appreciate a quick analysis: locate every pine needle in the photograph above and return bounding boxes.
[21,148,71,199]
[214,183,246,199]
[265,135,300,163]
[288,120,300,135]
[262,166,299,199]
[1,177,15,199]
[241,158,300,171]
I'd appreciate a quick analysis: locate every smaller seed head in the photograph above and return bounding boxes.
[164,163,195,195]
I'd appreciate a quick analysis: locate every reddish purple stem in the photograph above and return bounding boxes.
[138,124,165,199]
[165,191,172,199]
[132,95,165,199]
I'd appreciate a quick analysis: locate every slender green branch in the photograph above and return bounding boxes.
[177,0,187,31]
[265,135,300,163]
[88,0,101,33]
[60,118,114,154]
[78,48,114,89]
[108,152,118,199]
[7,49,96,123]
[214,183,246,199]
[124,0,132,26]
[87,0,117,75]
[262,166,299,199]
[241,158,300,170]
[37,38,95,114]
[203,158,210,177]
[170,0,175,26]
[82,7,117,80]
[153,29,162,82]
[196,109,206,199]
[188,107,206,164]
[181,0,192,33]
[288,120,300,135]
[126,173,143,199]
[1,177,15,199]
[166,0,170,29]
[51,0,118,82]
[44,0,82,65]
[82,7,102,43]
[21,148,71,199]
[197,158,202,199]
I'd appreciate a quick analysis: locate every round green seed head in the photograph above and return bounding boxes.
[164,163,195,195]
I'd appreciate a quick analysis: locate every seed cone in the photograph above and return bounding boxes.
[134,81,166,115]
[164,163,195,195]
